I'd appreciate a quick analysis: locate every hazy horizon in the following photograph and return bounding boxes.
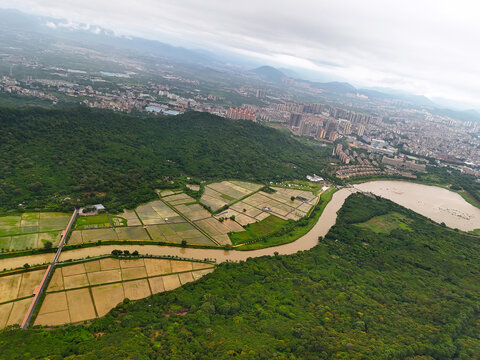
[2,1,480,110]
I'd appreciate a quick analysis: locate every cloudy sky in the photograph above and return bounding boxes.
[4,0,480,109]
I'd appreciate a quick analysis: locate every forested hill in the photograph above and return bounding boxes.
[0,194,478,359]
[0,107,331,211]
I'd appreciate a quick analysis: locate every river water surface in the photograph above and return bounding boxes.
[354,181,480,231]
[1,181,478,270]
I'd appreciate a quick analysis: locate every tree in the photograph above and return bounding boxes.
[27,182,42,192]
[132,250,139,256]
[291,196,296,202]
[23,263,30,269]
[181,240,187,247]
[43,241,53,250]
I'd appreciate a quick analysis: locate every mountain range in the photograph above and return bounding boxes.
[251,65,480,121]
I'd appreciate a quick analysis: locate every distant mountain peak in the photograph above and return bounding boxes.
[251,66,287,82]
[311,81,357,94]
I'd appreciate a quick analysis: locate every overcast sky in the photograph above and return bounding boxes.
[4,0,480,109]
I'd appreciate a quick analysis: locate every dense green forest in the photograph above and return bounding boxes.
[0,107,332,212]
[1,194,478,359]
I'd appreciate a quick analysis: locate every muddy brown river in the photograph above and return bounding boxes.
[1,181,478,270]
[354,181,480,232]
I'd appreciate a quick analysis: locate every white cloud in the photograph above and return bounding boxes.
[3,0,480,108]
[45,20,56,28]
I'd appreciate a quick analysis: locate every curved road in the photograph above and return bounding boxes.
[0,188,355,269]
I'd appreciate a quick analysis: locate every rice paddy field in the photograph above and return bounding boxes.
[216,186,317,227]
[147,222,215,246]
[186,184,200,191]
[0,212,70,252]
[158,189,182,197]
[64,182,318,249]
[200,181,263,211]
[162,193,196,206]
[32,258,214,327]
[136,200,183,225]
[0,298,32,329]
[68,227,151,245]
[68,198,223,246]
[111,210,141,227]
[229,215,289,245]
[173,203,211,221]
[74,214,111,229]
[194,218,244,245]
[0,269,48,328]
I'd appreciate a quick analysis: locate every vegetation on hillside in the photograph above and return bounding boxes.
[0,107,332,212]
[1,194,478,359]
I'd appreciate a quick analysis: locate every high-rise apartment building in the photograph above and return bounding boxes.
[289,113,302,127]
[357,124,365,136]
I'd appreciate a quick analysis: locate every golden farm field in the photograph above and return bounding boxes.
[136,200,183,225]
[0,268,49,328]
[0,298,32,328]
[32,257,214,327]
[0,269,45,303]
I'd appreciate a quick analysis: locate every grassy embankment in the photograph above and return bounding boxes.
[235,188,337,250]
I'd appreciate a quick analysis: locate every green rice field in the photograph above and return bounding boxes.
[0,212,70,252]
[74,214,111,229]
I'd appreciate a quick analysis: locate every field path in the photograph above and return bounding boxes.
[20,209,78,329]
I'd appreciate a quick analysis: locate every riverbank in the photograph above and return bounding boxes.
[354,180,480,231]
[0,188,354,271]
[1,179,478,272]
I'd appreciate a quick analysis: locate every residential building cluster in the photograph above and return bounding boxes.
[335,165,416,179]
[226,107,257,121]
[382,156,426,172]
[1,52,479,175]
